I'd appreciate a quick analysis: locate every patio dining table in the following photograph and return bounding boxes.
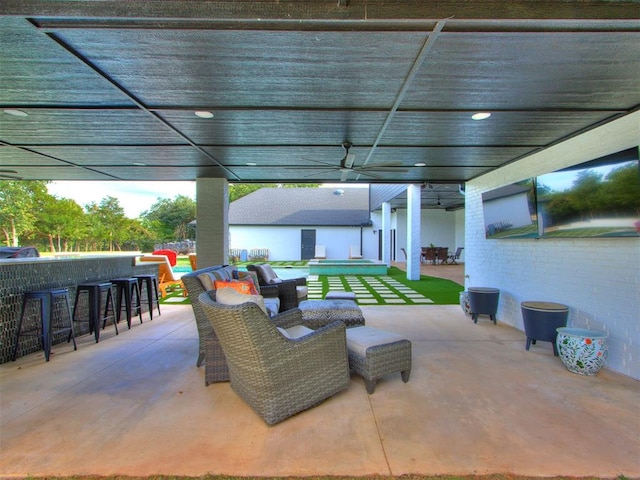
[421,247,449,265]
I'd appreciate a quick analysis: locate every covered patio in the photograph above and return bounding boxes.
[1,302,638,477]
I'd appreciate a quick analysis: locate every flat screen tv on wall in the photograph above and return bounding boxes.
[481,178,539,239]
[535,147,640,238]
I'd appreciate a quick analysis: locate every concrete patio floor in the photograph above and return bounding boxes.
[1,302,638,478]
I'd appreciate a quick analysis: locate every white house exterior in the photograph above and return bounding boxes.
[229,187,378,261]
[229,186,464,262]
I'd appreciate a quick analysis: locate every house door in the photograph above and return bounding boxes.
[390,229,396,261]
[301,229,316,260]
[379,229,396,261]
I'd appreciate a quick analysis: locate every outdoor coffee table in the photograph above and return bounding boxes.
[298,299,365,328]
[345,326,412,394]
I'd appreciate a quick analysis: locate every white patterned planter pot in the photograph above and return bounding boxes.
[556,327,608,376]
[459,291,471,316]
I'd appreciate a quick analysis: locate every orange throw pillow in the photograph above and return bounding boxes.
[214,279,259,296]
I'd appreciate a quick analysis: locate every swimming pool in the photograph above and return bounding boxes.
[308,259,388,276]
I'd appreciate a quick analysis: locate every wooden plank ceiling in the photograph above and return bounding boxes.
[1,1,639,210]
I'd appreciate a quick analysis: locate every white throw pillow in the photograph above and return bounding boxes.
[197,272,216,291]
[215,287,268,316]
[277,325,315,339]
[257,264,283,284]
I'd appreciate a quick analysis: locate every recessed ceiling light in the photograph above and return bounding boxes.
[471,112,492,120]
[414,162,426,167]
[194,111,214,119]
[245,162,257,166]
[3,109,28,117]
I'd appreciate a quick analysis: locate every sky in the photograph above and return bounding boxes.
[536,161,633,192]
[46,181,366,218]
[47,181,197,218]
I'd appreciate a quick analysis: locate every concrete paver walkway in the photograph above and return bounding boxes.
[1,303,638,477]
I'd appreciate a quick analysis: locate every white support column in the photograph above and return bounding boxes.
[406,184,421,280]
[381,201,391,266]
[196,178,229,268]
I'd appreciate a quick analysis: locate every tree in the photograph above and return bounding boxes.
[229,183,319,202]
[85,196,128,251]
[141,195,196,242]
[35,195,86,252]
[541,163,640,225]
[600,163,640,215]
[0,180,49,246]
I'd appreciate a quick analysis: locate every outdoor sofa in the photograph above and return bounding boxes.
[182,264,288,385]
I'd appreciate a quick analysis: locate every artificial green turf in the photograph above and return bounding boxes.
[310,266,463,305]
[163,263,463,306]
[386,266,463,304]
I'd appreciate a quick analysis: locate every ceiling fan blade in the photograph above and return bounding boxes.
[343,153,356,169]
[357,166,409,173]
[364,162,405,168]
[340,170,350,182]
[303,169,341,179]
[353,170,384,179]
[302,157,338,168]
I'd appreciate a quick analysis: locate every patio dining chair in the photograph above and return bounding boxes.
[422,247,436,264]
[447,247,464,265]
[436,247,449,264]
[198,291,350,425]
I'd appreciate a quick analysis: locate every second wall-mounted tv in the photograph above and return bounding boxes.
[481,178,538,239]
[536,147,640,238]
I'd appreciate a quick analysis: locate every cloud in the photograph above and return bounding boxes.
[47,181,196,218]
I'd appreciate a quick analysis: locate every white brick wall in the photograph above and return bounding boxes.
[466,112,640,379]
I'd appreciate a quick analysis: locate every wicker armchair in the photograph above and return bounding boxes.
[199,291,350,425]
[247,263,307,311]
[182,265,282,385]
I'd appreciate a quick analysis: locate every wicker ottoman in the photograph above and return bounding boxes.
[325,291,357,301]
[298,299,365,329]
[345,326,411,394]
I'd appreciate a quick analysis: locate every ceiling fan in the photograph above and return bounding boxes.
[304,142,408,182]
[0,170,22,180]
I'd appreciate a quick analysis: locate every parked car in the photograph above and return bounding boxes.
[0,246,40,258]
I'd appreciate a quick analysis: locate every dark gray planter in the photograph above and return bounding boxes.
[521,301,569,356]
[468,287,500,324]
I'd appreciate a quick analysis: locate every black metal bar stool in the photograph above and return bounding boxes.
[134,274,161,320]
[13,287,77,362]
[110,277,142,329]
[72,281,119,342]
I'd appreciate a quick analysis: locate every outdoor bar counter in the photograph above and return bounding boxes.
[0,255,158,363]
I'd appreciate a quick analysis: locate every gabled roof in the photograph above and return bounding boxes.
[229,188,371,226]
[482,183,532,202]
